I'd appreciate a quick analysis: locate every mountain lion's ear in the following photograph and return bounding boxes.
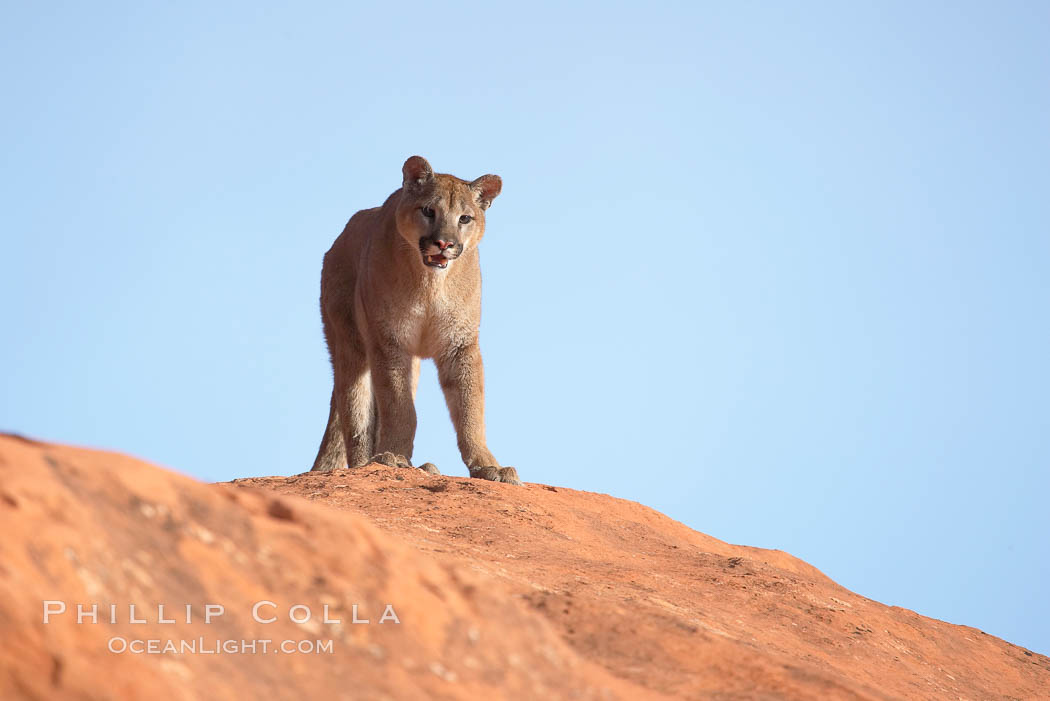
[469,174,502,210]
[402,156,433,189]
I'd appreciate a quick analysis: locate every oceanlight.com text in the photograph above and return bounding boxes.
[107,637,335,655]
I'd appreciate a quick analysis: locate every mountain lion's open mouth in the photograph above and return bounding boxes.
[423,254,448,269]
[419,237,462,270]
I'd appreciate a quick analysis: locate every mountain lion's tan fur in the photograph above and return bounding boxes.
[310,156,521,485]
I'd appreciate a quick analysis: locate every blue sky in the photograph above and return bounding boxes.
[2,2,1048,654]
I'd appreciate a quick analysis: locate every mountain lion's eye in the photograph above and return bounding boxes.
[421,206,435,218]
[459,215,473,225]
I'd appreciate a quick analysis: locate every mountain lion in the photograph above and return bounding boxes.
[310,156,521,485]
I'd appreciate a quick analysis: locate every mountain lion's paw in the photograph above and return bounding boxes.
[369,452,412,468]
[469,466,522,486]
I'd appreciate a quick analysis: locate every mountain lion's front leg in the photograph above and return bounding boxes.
[369,343,417,463]
[436,342,522,485]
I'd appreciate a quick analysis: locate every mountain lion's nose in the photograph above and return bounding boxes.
[436,239,454,250]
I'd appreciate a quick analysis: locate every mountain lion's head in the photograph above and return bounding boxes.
[395,155,502,271]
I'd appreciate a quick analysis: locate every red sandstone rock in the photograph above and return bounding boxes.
[1,434,1046,699]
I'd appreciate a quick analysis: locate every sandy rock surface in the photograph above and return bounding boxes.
[1,434,1046,699]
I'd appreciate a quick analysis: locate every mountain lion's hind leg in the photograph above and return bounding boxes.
[310,390,345,472]
[328,319,375,469]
